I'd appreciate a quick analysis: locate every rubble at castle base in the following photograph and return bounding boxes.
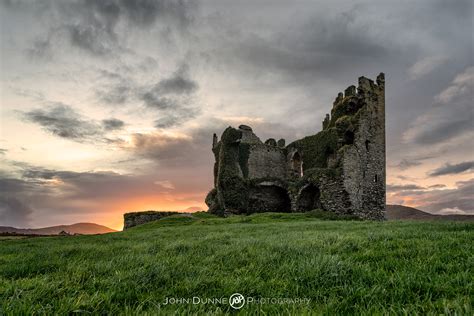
[206,73,386,220]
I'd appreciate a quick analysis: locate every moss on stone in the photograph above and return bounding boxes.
[221,126,242,144]
[216,126,248,212]
[303,167,341,183]
[220,176,248,210]
[291,127,339,170]
[329,96,361,128]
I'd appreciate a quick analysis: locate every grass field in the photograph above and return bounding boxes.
[0,212,472,314]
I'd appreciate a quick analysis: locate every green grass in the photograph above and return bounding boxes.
[0,212,472,315]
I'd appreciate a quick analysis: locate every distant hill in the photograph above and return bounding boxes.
[183,206,205,212]
[0,223,117,235]
[386,205,474,221]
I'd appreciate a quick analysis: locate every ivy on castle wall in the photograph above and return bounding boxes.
[238,143,251,179]
[290,127,339,170]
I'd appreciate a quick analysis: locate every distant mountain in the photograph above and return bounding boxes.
[183,206,205,212]
[386,205,474,221]
[0,223,117,235]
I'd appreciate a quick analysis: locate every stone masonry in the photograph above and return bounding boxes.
[206,73,386,220]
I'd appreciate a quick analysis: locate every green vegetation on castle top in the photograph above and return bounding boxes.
[290,128,339,170]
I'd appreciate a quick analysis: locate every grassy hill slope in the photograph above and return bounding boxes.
[0,212,472,314]
[386,204,474,221]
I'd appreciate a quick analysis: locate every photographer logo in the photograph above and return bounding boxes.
[229,293,245,309]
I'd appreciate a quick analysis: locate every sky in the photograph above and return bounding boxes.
[0,0,473,230]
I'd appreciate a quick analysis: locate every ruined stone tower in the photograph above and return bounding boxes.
[206,73,385,220]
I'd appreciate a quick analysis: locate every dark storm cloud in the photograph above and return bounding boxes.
[429,161,474,177]
[0,173,46,226]
[140,95,177,110]
[396,159,422,170]
[62,0,195,55]
[22,104,102,141]
[409,118,472,145]
[0,176,40,193]
[155,65,198,95]
[386,184,425,191]
[404,67,474,145]
[119,0,194,27]
[205,4,397,87]
[0,196,34,227]
[0,161,199,215]
[2,0,196,56]
[140,64,199,108]
[102,118,125,131]
[95,62,199,128]
[20,168,142,199]
[21,104,127,142]
[428,184,446,189]
[67,24,117,56]
[154,107,199,129]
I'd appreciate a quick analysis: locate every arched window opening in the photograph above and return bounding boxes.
[248,185,291,213]
[374,174,378,183]
[296,184,322,212]
[365,140,370,151]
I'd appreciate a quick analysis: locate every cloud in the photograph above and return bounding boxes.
[0,196,34,227]
[21,103,127,142]
[136,64,200,127]
[98,83,132,105]
[61,0,196,55]
[22,104,102,141]
[95,62,200,128]
[435,66,474,103]
[429,161,474,176]
[0,149,7,155]
[67,24,118,56]
[3,0,196,56]
[386,184,425,191]
[396,159,422,170]
[403,66,474,145]
[125,131,197,166]
[403,116,472,145]
[140,64,199,108]
[154,180,175,190]
[206,6,393,86]
[389,178,474,215]
[117,0,195,28]
[154,64,198,95]
[408,56,447,80]
[3,0,474,225]
[102,118,125,131]
[25,36,53,60]
[0,159,210,228]
[154,107,200,129]
[437,207,466,215]
[428,184,446,189]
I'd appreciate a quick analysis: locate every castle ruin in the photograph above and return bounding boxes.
[206,73,385,220]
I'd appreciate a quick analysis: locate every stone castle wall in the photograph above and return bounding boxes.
[123,211,182,229]
[206,73,386,220]
[247,144,287,179]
